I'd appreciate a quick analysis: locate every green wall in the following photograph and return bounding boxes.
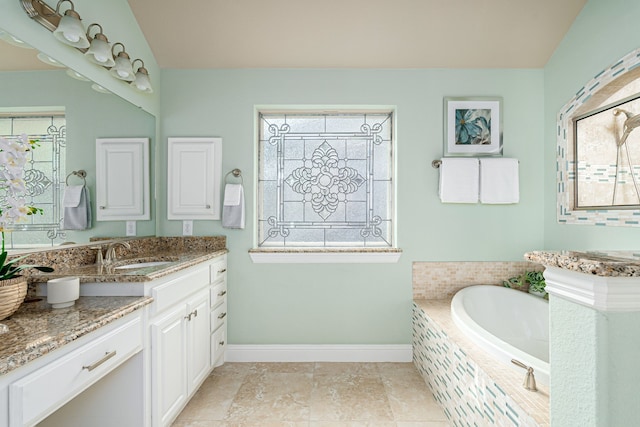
[158,68,545,344]
[543,0,640,249]
[0,70,156,242]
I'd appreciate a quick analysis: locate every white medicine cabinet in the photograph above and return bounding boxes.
[96,138,150,221]
[167,137,222,220]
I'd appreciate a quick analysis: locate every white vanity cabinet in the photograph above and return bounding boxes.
[167,137,222,220]
[147,254,227,427]
[96,137,150,221]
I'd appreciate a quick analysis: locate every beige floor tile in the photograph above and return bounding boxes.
[378,364,447,422]
[225,372,313,422]
[310,371,394,422]
[172,362,450,427]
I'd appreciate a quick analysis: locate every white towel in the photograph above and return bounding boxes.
[438,158,479,203]
[222,183,245,229]
[479,158,519,204]
[63,185,92,230]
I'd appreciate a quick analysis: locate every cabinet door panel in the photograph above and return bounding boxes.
[187,290,210,393]
[96,138,150,220]
[167,137,222,220]
[151,306,187,426]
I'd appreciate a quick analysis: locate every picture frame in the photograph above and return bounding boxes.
[443,96,503,156]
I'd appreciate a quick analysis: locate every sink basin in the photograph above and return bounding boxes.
[115,261,173,270]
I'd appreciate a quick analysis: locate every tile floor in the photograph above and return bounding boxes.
[172,362,450,426]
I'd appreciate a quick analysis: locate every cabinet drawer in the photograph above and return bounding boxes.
[210,281,227,308]
[210,301,227,332]
[210,256,227,283]
[9,315,143,427]
[211,326,226,367]
[151,267,209,316]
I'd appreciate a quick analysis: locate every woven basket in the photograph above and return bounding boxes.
[0,277,28,321]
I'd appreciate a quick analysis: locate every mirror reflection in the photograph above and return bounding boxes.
[0,29,156,249]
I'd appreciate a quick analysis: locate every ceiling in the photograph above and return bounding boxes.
[2,0,587,70]
[126,0,587,69]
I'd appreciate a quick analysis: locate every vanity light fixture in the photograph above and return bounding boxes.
[84,24,115,67]
[130,59,153,93]
[52,0,90,48]
[110,43,135,81]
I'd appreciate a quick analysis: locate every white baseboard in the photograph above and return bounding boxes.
[224,344,413,363]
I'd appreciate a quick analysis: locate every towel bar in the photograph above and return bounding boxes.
[65,170,87,185]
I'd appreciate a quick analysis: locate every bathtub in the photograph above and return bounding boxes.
[451,285,549,385]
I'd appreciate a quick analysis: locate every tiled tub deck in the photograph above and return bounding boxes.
[413,299,549,427]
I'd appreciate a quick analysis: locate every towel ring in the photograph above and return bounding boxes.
[66,170,87,185]
[224,168,243,185]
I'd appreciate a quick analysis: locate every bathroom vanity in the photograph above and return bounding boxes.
[0,236,228,427]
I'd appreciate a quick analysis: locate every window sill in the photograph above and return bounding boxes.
[248,248,402,264]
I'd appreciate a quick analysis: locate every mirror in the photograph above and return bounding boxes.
[0,29,156,248]
[557,46,640,227]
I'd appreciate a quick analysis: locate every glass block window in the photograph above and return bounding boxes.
[257,111,394,248]
[0,112,66,248]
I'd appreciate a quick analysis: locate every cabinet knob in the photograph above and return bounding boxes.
[218,312,227,319]
[218,268,227,274]
[206,204,211,209]
[219,340,225,346]
[99,206,106,209]
[217,290,227,297]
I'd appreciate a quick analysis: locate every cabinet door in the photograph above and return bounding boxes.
[96,138,150,220]
[151,305,187,427]
[167,137,222,220]
[186,290,210,394]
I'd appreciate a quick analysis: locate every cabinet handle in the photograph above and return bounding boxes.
[83,351,116,372]
[218,312,227,319]
[218,268,227,274]
[185,309,198,321]
[99,206,106,210]
[193,309,198,318]
[217,290,227,297]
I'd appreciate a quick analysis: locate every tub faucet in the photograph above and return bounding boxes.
[105,241,131,264]
[511,359,537,392]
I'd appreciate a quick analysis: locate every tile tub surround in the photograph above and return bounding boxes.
[171,362,449,426]
[525,250,640,276]
[413,261,544,300]
[0,296,152,375]
[413,300,549,427]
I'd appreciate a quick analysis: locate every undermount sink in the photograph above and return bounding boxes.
[115,261,173,270]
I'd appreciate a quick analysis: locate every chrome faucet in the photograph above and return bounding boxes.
[104,241,131,264]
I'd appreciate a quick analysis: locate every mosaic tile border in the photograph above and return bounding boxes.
[557,47,640,226]
[412,302,543,427]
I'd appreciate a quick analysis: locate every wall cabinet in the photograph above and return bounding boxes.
[167,137,222,220]
[96,138,150,221]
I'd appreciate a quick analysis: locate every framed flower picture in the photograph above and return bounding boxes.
[443,96,503,156]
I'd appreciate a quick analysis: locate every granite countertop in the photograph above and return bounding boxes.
[29,249,228,284]
[0,296,153,376]
[525,250,640,277]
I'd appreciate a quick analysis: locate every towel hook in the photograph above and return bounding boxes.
[224,168,243,185]
[432,160,442,169]
[66,169,87,185]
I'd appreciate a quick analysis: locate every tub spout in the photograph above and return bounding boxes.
[511,359,537,392]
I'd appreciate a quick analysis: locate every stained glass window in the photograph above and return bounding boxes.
[0,112,66,248]
[257,111,394,248]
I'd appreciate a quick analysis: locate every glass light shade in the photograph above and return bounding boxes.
[131,69,153,93]
[110,54,135,81]
[53,11,89,48]
[85,35,115,67]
